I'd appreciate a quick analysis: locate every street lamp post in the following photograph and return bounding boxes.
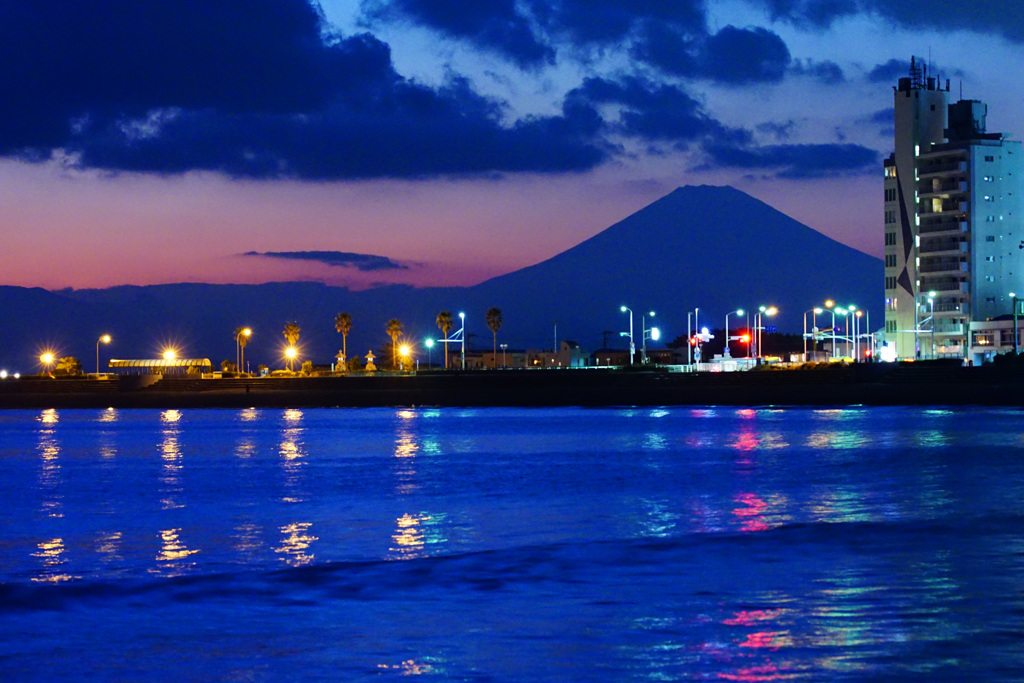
[620,306,634,365]
[928,296,935,359]
[235,327,251,374]
[1013,293,1019,355]
[725,309,743,358]
[824,300,837,359]
[459,312,466,370]
[500,343,508,368]
[96,334,111,374]
[755,306,777,361]
[425,339,434,369]
[641,311,656,363]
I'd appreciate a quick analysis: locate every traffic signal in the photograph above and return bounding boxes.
[740,334,750,344]
[689,336,698,346]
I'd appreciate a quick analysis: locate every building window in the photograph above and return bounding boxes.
[986,155,995,162]
[885,254,898,267]
[885,276,897,290]
[984,175,994,182]
[986,256,995,262]
[987,297,996,302]
[986,276,995,282]
[885,232,897,246]
[986,215,996,222]
[987,235,996,242]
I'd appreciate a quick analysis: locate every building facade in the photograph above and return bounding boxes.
[883,58,1024,360]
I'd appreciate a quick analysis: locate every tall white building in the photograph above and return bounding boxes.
[883,58,1024,360]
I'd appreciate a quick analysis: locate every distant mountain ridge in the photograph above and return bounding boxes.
[0,186,880,371]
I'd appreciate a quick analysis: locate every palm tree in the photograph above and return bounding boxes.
[436,311,454,369]
[385,318,403,369]
[485,307,503,365]
[233,327,251,374]
[283,322,301,371]
[334,312,352,361]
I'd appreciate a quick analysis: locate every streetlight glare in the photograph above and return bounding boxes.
[242,328,251,337]
[163,349,177,360]
[399,344,411,356]
[285,347,297,359]
[736,309,744,316]
[100,334,111,344]
[40,352,54,364]
[620,305,627,312]
[651,327,660,341]
[425,339,434,348]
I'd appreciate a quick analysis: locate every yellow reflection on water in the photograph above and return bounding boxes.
[152,528,200,576]
[279,409,307,503]
[239,407,259,422]
[276,522,317,566]
[37,411,63,519]
[376,660,435,675]
[95,531,123,566]
[159,410,184,510]
[390,513,428,560]
[31,537,75,583]
[394,412,422,495]
[233,521,264,559]
[99,407,118,422]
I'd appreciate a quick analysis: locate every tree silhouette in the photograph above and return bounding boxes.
[334,312,352,361]
[436,311,454,369]
[485,307,503,365]
[283,322,301,371]
[385,318,403,369]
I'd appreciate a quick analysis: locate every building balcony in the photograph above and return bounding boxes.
[918,219,968,236]
[918,239,967,257]
[917,160,968,178]
[920,278,969,295]
[919,261,967,276]
[919,200,968,216]
[918,179,968,198]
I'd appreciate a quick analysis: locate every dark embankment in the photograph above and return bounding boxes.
[1,361,1022,409]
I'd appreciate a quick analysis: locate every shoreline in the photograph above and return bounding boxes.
[1,363,1021,409]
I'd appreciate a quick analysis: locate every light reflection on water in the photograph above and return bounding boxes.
[3,406,1023,680]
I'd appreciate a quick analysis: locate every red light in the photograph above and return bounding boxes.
[689,336,698,346]
[740,334,750,343]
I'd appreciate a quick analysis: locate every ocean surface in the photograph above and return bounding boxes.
[1,406,1022,681]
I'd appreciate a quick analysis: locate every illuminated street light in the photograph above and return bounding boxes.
[39,352,55,376]
[725,309,744,359]
[399,344,411,371]
[96,334,111,374]
[235,327,252,374]
[459,312,466,370]
[641,311,656,364]
[163,348,177,361]
[425,338,434,369]
[755,306,777,360]
[621,306,634,365]
[500,342,508,368]
[284,346,297,372]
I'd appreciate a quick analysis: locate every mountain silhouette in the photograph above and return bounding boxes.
[0,186,880,372]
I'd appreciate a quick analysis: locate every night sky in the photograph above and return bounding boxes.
[2,1,1021,290]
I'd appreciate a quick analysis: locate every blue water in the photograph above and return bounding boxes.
[1,406,1023,681]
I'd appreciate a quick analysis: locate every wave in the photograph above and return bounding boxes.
[2,513,1020,616]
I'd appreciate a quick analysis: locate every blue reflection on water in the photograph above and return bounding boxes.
[0,406,1021,680]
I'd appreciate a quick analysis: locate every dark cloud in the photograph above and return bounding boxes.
[790,58,845,83]
[244,251,409,271]
[568,77,750,145]
[702,26,790,84]
[760,0,857,28]
[0,1,607,178]
[361,0,553,68]
[633,23,793,85]
[531,0,706,45]
[762,0,1024,43]
[706,142,880,179]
